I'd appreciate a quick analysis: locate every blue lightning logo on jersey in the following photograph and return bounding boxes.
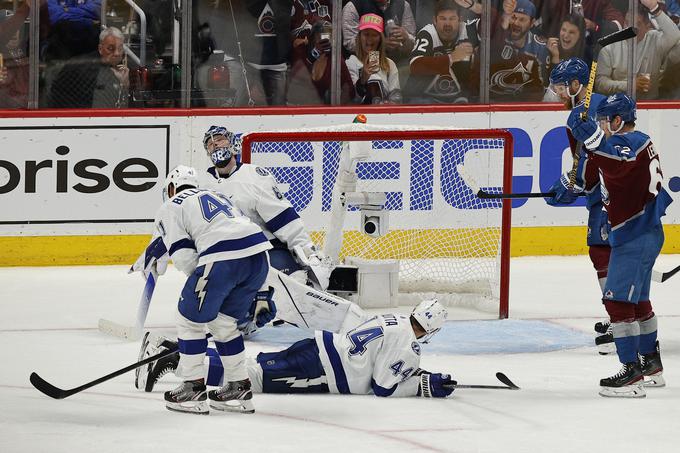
[195,263,213,311]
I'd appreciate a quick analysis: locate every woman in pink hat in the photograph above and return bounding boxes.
[345,13,402,104]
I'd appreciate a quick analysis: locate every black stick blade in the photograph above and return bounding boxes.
[496,372,520,390]
[30,372,69,400]
[598,26,637,47]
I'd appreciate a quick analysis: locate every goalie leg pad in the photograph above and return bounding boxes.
[266,269,366,333]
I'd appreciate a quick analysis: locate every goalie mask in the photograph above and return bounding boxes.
[411,299,448,343]
[162,165,199,201]
[203,125,240,168]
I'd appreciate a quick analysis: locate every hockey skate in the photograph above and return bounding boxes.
[594,322,615,355]
[208,378,255,414]
[598,362,646,398]
[164,380,209,415]
[639,341,665,387]
[135,332,179,392]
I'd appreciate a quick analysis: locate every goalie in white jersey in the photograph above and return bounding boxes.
[145,165,273,415]
[201,125,332,289]
[138,300,457,398]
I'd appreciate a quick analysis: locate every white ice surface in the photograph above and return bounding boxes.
[1,255,680,453]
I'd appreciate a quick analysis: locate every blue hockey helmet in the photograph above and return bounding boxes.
[596,93,637,123]
[203,125,240,168]
[549,58,590,86]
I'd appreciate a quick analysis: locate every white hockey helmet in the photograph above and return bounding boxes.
[411,299,448,343]
[162,165,199,201]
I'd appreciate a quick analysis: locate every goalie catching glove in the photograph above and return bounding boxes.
[417,370,456,398]
[293,244,334,290]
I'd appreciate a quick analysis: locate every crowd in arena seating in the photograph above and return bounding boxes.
[2,0,680,108]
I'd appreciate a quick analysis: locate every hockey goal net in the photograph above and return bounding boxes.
[241,124,513,318]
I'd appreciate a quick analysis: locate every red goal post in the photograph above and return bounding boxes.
[241,126,513,319]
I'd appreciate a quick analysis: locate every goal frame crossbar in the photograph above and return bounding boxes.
[242,128,513,319]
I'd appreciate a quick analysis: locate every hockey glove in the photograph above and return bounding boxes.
[130,237,169,278]
[418,373,456,398]
[294,244,334,290]
[567,109,604,150]
[546,172,582,206]
[251,286,277,328]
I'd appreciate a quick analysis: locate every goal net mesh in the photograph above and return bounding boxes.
[242,124,512,317]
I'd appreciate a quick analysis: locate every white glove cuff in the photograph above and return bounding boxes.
[584,125,604,150]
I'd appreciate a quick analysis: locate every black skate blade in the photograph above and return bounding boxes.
[496,372,520,389]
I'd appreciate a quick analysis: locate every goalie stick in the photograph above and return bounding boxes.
[30,342,178,400]
[98,268,157,341]
[444,372,520,391]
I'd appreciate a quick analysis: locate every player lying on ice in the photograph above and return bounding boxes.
[136,299,456,413]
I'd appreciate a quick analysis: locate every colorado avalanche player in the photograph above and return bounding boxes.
[544,58,614,354]
[568,93,672,397]
[143,165,272,414]
[137,300,457,398]
[201,125,331,289]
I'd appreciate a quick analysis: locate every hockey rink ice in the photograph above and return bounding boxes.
[1,255,679,453]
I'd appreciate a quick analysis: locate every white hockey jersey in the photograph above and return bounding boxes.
[202,164,312,250]
[315,314,422,397]
[154,188,272,276]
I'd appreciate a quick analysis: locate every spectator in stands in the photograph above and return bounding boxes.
[236,0,291,106]
[595,0,680,99]
[664,0,680,22]
[488,0,547,102]
[404,0,476,103]
[48,27,129,108]
[343,0,416,86]
[288,20,355,104]
[346,13,402,104]
[547,13,591,68]
[42,0,101,62]
[536,0,625,42]
[0,4,30,108]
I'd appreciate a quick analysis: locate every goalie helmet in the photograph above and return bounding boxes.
[411,299,448,343]
[203,125,241,168]
[162,165,198,201]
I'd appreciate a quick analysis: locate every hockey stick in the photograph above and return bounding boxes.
[652,264,680,283]
[444,372,520,390]
[568,26,637,188]
[30,343,178,400]
[98,268,157,341]
[457,163,584,200]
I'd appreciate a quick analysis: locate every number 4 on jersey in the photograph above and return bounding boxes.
[348,326,384,355]
[199,193,235,222]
